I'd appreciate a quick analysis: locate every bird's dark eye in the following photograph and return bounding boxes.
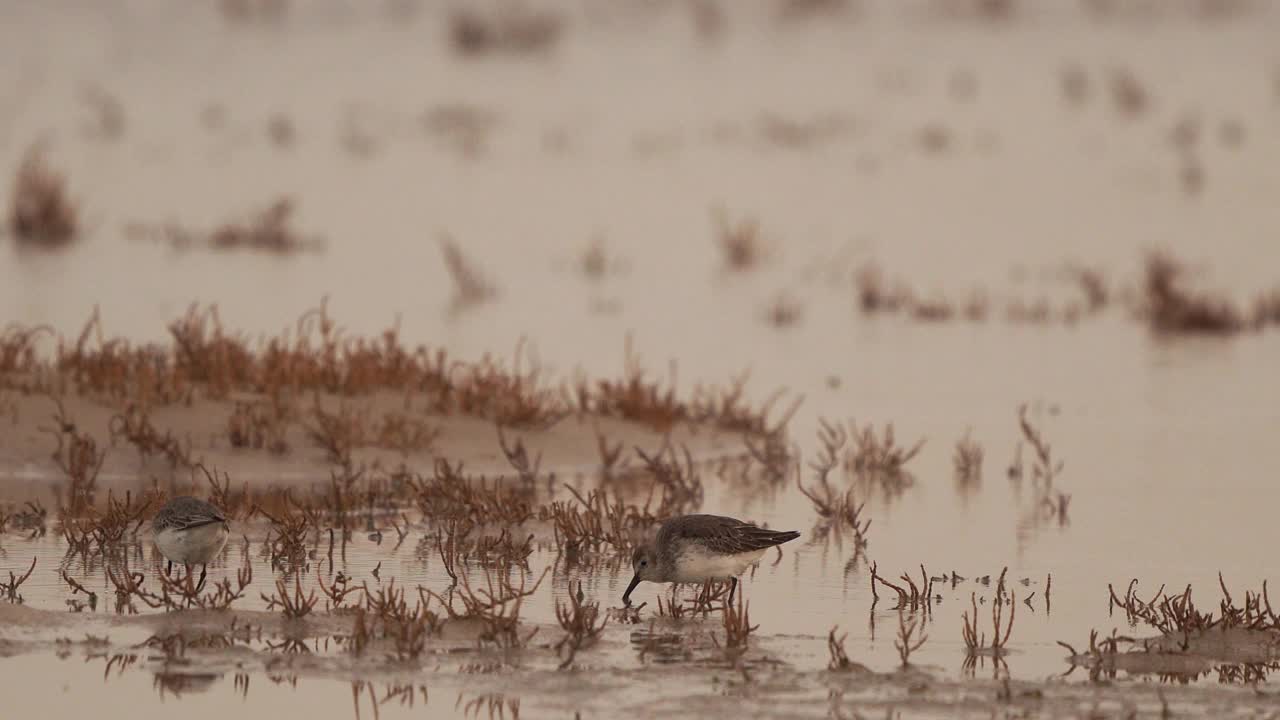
[640,560,647,566]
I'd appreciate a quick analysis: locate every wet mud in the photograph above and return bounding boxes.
[5,0,1280,718]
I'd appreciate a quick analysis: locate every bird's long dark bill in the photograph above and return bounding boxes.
[623,574,641,605]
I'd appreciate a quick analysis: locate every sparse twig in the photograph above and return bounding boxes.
[2,557,37,603]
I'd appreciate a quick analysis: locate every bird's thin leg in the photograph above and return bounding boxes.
[166,560,173,576]
[728,577,738,606]
[197,565,207,593]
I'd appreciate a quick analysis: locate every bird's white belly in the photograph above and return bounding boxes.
[155,522,229,565]
[671,547,766,582]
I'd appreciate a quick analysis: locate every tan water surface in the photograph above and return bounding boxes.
[3,1,1280,718]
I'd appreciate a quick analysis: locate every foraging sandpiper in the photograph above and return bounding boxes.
[623,514,800,605]
[152,496,230,591]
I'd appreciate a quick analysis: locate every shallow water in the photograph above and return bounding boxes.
[3,0,1280,717]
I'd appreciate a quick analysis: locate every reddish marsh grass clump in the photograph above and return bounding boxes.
[1107,574,1280,636]
[3,303,794,481]
[410,460,535,525]
[262,574,319,618]
[693,371,800,438]
[430,520,533,579]
[953,431,983,489]
[572,344,682,431]
[109,404,193,467]
[1,557,37,603]
[713,592,759,654]
[555,581,608,669]
[541,485,657,556]
[304,402,366,465]
[495,425,543,483]
[758,113,850,150]
[257,503,315,571]
[578,236,626,281]
[962,570,1016,661]
[317,568,360,611]
[8,146,78,247]
[1014,405,1072,525]
[591,423,628,478]
[1065,575,1280,683]
[1109,67,1150,118]
[159,556,253,611]
[911,294,956,321]
[1251,289,1280,329]
[209,198,319,254]
[871,563,935,614]
[42,398,106,514]
[713,209,768,272]
[635,443,705,516]
[0,325,49,380]
[1071,265,1110,313]
[855,264,910,314]
[227,400,290,454]
[440,238,498,312]
[165,304,257,398]
[471,527,534,567]
[373,411,441,456]
[776,0,852,23]
[742,425,791,483]
[129,198,321,254]
[424,104,499,158]
[46,309,189,404]
[916,124,952,154]
[59,488,156,559]
[846,420,925,493]
[61,569,98,612]
[106,552,252,613]
[763,292,803,328]
[447,344,565,428]
[826,625,862,671]
[266,113,295,148]
[1016,405,1062,485]
[800,419,871,546]
[201,464,256,521]
[1142,252,1244,334]
[2,500,47,537]
[449,4,563,57]
[426,567,548,649]
[575,343,797,440]
[348,580,444,660]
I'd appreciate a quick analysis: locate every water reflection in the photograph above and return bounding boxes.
[960,651,1010,681]
[630,626,691,664]
[456,692,520,720]
[153,670,223,698]
[1064,658,1280,686]
[351,680,431,720]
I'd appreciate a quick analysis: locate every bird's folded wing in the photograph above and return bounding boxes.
[666,515,790,555]
[162,512,226,531]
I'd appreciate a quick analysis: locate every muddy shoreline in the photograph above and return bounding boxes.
[6,0,1280,717]
[4,602,1280,719]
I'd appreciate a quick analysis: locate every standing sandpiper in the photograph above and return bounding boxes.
[623,514,800,606]
[152,496,230,592]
